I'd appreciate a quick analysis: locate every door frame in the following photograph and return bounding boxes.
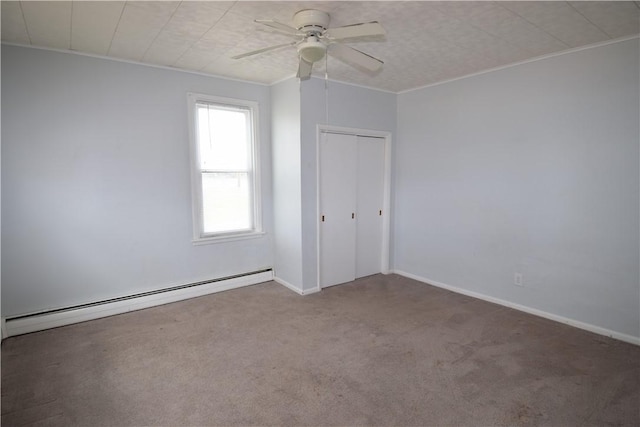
[316,124,392,290]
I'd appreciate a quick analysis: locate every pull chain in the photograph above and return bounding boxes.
[324,53,329,124]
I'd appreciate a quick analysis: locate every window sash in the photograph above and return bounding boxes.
[200,171,253,235]
[195,103,252,172]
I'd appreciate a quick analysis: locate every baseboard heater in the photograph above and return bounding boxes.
[3,268,273,338]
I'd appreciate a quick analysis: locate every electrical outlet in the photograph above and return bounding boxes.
[514,273,523,287]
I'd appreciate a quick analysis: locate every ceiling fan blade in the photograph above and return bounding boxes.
[328,43,383,72]
[255,19,301,35]
[297,58,313,80]
[232,42,296,60]
[255,26,303,39]
[324,22,386,40]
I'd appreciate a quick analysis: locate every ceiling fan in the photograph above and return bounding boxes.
[232,9,386,80]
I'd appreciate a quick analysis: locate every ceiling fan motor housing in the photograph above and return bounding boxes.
[293,9,331,33]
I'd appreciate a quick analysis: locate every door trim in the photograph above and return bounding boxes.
[316,125,392,291]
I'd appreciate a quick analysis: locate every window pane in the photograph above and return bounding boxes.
[201,172,251,234]
[196,105,249,171]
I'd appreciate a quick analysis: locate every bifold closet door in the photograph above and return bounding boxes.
[355,136,385,278]
[319,132,386,288]
[319,132,357,288]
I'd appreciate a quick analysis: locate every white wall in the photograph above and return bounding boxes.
[396,39,640,339]
[271,78,303,288]
[2,46,274,317]
[300,78,397,290]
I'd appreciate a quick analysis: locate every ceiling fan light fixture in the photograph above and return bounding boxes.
[297,36,326,63]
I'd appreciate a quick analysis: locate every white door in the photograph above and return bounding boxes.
[356,136,385,278]
[319,132,386,288]
[319,132,357,288]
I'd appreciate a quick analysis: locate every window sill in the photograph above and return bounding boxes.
[192,231,266,246]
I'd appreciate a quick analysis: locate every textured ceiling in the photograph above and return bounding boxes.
[2,1,639,92]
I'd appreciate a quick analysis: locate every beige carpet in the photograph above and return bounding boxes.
[2,274,639,426]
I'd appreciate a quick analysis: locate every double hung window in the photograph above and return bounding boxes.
[188,93,261,243]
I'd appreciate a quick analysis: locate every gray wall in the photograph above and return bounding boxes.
[300,78,397,290]
[2,45,274,316]
[395,39,640,338]
[271,78,303,287]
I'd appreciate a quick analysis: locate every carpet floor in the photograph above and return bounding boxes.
[2,274,639,426]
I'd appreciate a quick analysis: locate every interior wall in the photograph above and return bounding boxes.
[300,78,397,291]
[271,78,303,288]
[395,38,640,339]
[1,45,274,317]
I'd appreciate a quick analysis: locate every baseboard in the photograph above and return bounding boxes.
[301,287,321,296]
[273,276,303,294]
[273,277,320,296]
[1,317,7,340]
[4,270,273,338]
[393,270,640,346]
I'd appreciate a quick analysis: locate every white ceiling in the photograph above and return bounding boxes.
[2,1,639,92]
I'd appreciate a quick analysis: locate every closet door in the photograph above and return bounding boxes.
[355,136,385,278]
[319,132,357,288]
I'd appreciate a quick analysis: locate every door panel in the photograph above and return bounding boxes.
[319,132,357,287]
[356,136,385,278]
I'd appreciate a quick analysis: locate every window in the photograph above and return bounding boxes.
[188,93,262,243]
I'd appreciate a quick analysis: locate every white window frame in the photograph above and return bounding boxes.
[187,92,263,244]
